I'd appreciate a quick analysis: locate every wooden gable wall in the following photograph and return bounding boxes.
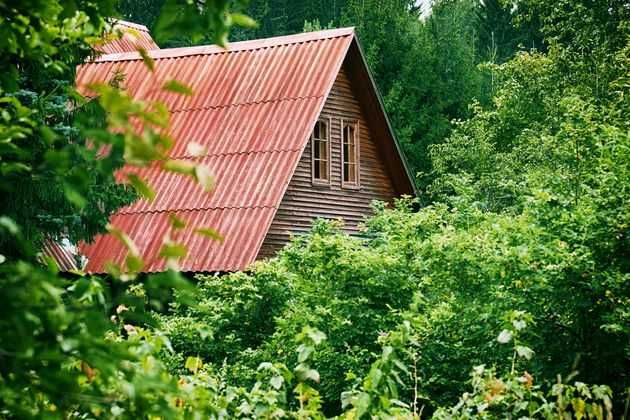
[257,62,398,258]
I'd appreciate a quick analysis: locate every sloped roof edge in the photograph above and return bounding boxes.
[248,29,415,264]
[349,35,417,195]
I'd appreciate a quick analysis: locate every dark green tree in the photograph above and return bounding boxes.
[346,0,482,188]
[476,0,544,63]
[117,0,165,30]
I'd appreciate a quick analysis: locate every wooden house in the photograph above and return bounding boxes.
[61,25,415,273]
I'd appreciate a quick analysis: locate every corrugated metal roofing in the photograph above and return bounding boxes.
[41,239,80,271]
[78,27,355,273]
[97,19,159,55]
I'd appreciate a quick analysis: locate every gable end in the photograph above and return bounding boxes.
[258,61,399,258]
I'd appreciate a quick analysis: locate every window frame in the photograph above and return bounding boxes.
[341,118,360,189]
[311,118,332,186]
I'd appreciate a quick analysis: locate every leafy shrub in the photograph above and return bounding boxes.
[157,4,630,412]
[160,219,418,414]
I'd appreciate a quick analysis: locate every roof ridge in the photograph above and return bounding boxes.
[111,19,151,33]
[168,94,323,114]
[118,205,277,215]
[91,27,355,63]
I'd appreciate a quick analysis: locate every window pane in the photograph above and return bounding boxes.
[348,163,356,182]
[342,122,358,184]
[312,120,330,182]
[319,140,327,160]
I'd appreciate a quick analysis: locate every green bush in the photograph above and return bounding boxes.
[157,3,630,414]
[161,219,418,414]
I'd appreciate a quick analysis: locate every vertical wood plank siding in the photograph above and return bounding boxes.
[257,63,397,258]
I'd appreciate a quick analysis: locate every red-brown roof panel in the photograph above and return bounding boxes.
[116,150,301,213]
[42,239,80,271]
[81,207,277,272]
[79,36,350,111]
[77,28,354,273]
[96,20,160,55]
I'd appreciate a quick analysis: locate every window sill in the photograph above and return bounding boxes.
[341,183,361,190]
[312,180,331,188]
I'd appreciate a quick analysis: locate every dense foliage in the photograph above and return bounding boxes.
[160,219,416,414]
[0,0,627,418]
[154,0,629,416]
[0,1,134,257]
[0,0,255,417]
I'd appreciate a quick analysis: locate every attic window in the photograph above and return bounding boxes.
[311,119,330,184]
[342,120,359,187]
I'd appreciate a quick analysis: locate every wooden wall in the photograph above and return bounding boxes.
[257,61,398,258]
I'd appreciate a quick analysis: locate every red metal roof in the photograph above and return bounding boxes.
[41,238,81,271]
[78,28,354,273]
[96,20,159,55]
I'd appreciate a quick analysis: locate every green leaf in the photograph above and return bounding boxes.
[304,369,320,383]
[186,141,207,157]
[516,345,534,360]
[0,217,19,235]
[162,80,193,96]
[296,365,320,383]
[107,225,140,257]
[297,344,314,363]
[230,13,258,29]
[63,183,87,209]
[257,362,273,371]
[185,356,203,372]
[497,329,513,344]
[355,392,371,418]
[168,213,187,230]
[137,47,154,72]
[0,162,31,175]
[125,253,144,273]
[159,242,187,259]
[307,329,326,345]
[369,367,383,387]
[512,319,527,331]
[194,165,215,191]
[163,159,195,176]
[270,375,283,390]
[194,227,223,242]
[127,173,156,202]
